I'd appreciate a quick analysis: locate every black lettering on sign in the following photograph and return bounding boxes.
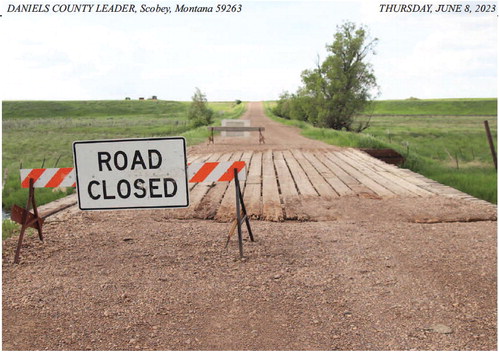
[98,152,112,171]
[149,178,162,198]
[148,149,162,169]
[98,149,162,171]
[134,178,146,198]
[102,180,116,199]
[86,177,179,201]
[88,180,101,199]
[131,150,147,170]
[163,178,177,197]
[114,151,128,171]
[117,179,131,198]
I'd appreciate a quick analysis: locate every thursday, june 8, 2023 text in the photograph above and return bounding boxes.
[6,3,243,14]
[379,3,497,13]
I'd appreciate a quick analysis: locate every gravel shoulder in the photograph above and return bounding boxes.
[2,212,496,350]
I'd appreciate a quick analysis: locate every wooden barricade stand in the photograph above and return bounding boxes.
[11,178,44,263]
[225,168,255,258]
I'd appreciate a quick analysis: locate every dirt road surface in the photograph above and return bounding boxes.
[2,102,497,350]
[188,102,342,154]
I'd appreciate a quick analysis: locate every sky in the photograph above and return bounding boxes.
[0,0,497,101]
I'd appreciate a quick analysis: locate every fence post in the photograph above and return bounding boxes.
[484,120,497,170]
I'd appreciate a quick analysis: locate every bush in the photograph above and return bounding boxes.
[188,88,214,127]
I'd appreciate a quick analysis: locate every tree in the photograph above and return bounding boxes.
[188,87,214,127]
[300,21,378,131]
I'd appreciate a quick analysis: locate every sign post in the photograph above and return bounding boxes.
[73,137,189,210]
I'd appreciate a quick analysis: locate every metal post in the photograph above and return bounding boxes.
[484,120,497,170]
[237,176,254,242]
[234,168,244,258]
[32,184,43,242]
[13,178,44,264]
[14,179,34,263]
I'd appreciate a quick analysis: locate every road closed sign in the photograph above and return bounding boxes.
[73,137,189,210]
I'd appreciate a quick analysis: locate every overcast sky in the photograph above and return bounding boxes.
[1,0,497,101]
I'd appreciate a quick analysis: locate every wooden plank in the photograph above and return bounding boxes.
[290,149,336,197]
[187,154,205,164]
[274,151,299,220]
[38,193,78,220]
[393,168,441,193]
[262,150,283,221]
[347,149,433,197]
[336,150,413,196]
[274,151,298,197]
[215,151,253,222]
[325,151,394,197]
[195,152,243,219]
[317,150,371,195]
[302,151,351,196]
[346,150,418,196]
[352,151,440,196]
[282,150,317,196]
[400,169,469,197]
[244,152,263,219]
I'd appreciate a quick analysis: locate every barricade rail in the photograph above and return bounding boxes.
[207,126,265,144]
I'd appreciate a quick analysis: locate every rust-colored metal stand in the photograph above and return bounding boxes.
[11,178,44,263]
[258,128,265,144]
[226,168,254,258]
[208,127,215,144]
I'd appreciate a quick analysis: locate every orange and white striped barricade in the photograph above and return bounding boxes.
[13,160,252,262]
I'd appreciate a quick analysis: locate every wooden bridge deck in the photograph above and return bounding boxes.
[166,148,487,222]
[40,147,493,223]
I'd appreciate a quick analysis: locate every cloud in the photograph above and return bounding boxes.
[1,1,496,101]
[372,15,496,98]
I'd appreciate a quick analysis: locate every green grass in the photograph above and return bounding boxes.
[264,100,497,204]
[2,100,246,213]
[2,219,22,240]
[2,100,189,119]
[369,98,497,116]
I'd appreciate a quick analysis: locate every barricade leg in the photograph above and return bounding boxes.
[13,179,43,264]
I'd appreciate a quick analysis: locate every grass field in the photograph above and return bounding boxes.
[368,98,497,116]
[2,100,246,224]
[265,98,497,204]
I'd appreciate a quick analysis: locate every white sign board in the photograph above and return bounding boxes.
[221,119,250,137]
[73,137,189,210]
